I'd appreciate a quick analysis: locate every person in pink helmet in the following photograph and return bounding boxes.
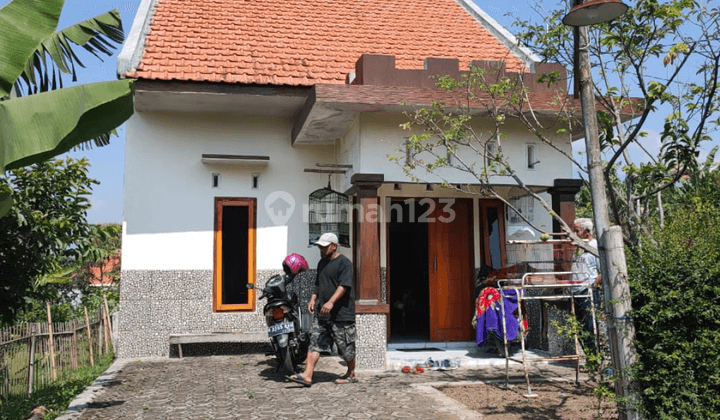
[287,232,356,386]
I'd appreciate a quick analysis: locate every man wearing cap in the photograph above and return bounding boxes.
[287,232,357,386]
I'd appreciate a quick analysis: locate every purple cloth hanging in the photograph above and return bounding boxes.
[476,289,521,347]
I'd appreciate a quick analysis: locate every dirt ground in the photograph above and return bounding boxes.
[440,380,617,420]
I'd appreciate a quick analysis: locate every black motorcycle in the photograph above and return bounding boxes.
[248,271,312,375]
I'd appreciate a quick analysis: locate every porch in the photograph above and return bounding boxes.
[345,175,583,370]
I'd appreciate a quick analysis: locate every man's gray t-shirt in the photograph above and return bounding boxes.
[315,254,355,322]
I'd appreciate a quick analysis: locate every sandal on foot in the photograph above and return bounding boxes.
[334,375,358,384]
[286,374,312,387]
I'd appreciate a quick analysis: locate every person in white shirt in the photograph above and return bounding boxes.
[572,218,603,353]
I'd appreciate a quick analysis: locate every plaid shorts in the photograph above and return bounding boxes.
[308,318,356,362]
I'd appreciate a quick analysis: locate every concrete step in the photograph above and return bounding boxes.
[386,341,557,370]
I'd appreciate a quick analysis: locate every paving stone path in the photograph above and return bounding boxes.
[58,353,583,420]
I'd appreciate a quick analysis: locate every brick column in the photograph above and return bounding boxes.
[548,179,584,237]
[350,173,385,309]
[548,178,584,270]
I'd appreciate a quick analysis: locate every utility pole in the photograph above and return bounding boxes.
[571,10,639,420]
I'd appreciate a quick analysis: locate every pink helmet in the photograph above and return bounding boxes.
[282,253,309,275]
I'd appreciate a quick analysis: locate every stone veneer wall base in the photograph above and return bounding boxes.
[119,269,388,368]
[355,313,387,370]
[118,269,317,358]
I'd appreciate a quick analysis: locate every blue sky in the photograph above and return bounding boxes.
[2,0,715,223]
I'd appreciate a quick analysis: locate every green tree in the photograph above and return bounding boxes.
[10,224,121,325]
[399,0,719,248]
[663,146,720,212]
[513,0,720,246]
[0,157,97,324]
[0,0,134,218]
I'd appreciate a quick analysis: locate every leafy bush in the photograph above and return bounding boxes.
[628,202,720,419]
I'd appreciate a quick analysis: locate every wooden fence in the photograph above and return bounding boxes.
[0,301,114,399]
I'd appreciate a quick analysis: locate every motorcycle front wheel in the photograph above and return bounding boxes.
[278,345,295,375]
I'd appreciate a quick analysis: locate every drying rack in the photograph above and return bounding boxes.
[497,269,597,397]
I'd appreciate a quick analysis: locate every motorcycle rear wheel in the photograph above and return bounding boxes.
[278,345,295,375]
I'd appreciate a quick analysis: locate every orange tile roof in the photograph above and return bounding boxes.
[128,0,527,86]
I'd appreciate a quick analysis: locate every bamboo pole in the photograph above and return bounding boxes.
[27,324,36,396]
[101,303,110,355]
[59,322,66,375]
[97,312,104,356]
[84,307,94,366]
[3,358,9,400]
[46,302,58,381]
[103,294,115,353]
[71,328,78,369]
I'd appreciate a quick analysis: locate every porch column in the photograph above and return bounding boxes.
[548,178,584,237]
[548,178,584,270]
[350,173,384,307]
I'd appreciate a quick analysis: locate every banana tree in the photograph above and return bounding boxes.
[0,0,134,217]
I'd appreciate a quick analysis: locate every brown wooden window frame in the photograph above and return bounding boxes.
[213,197,257,312]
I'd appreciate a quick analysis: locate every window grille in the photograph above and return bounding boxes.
[308,183,350,247]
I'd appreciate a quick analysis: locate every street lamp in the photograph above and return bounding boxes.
[562,2,638,420]
[562,0,629,26]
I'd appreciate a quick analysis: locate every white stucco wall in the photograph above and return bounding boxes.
[346,112,572,188]
[337,115,361,190]
[124,109,571,272]
[122,111,341,271]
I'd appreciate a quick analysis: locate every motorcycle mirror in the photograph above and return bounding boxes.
[246,283,255,290]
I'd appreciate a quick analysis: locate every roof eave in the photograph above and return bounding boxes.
[292,84,644,145]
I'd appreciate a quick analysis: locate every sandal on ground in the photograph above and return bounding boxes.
[401,365,412,373]
[425,357,440,370]
[334,374,358,384]
[286,374,312,387]
[413,366,425,374]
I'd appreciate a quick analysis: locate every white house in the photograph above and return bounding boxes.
[116,0,596,368]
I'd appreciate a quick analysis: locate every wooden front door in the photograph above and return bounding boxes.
[428,198,474,341]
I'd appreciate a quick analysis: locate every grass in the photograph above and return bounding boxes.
[0,352,114,420]
[3,338,97,397]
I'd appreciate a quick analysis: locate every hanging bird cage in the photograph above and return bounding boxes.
[308,182,350,247]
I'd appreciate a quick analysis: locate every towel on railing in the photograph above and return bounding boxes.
[474,287,522,346]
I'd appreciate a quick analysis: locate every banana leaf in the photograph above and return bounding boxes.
[0,79,134,172]
[17,8,124,95]
[0,0,64,98]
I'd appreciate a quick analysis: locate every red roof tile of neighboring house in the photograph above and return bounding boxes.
[89,251,121,286]
[128,0,528,86]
